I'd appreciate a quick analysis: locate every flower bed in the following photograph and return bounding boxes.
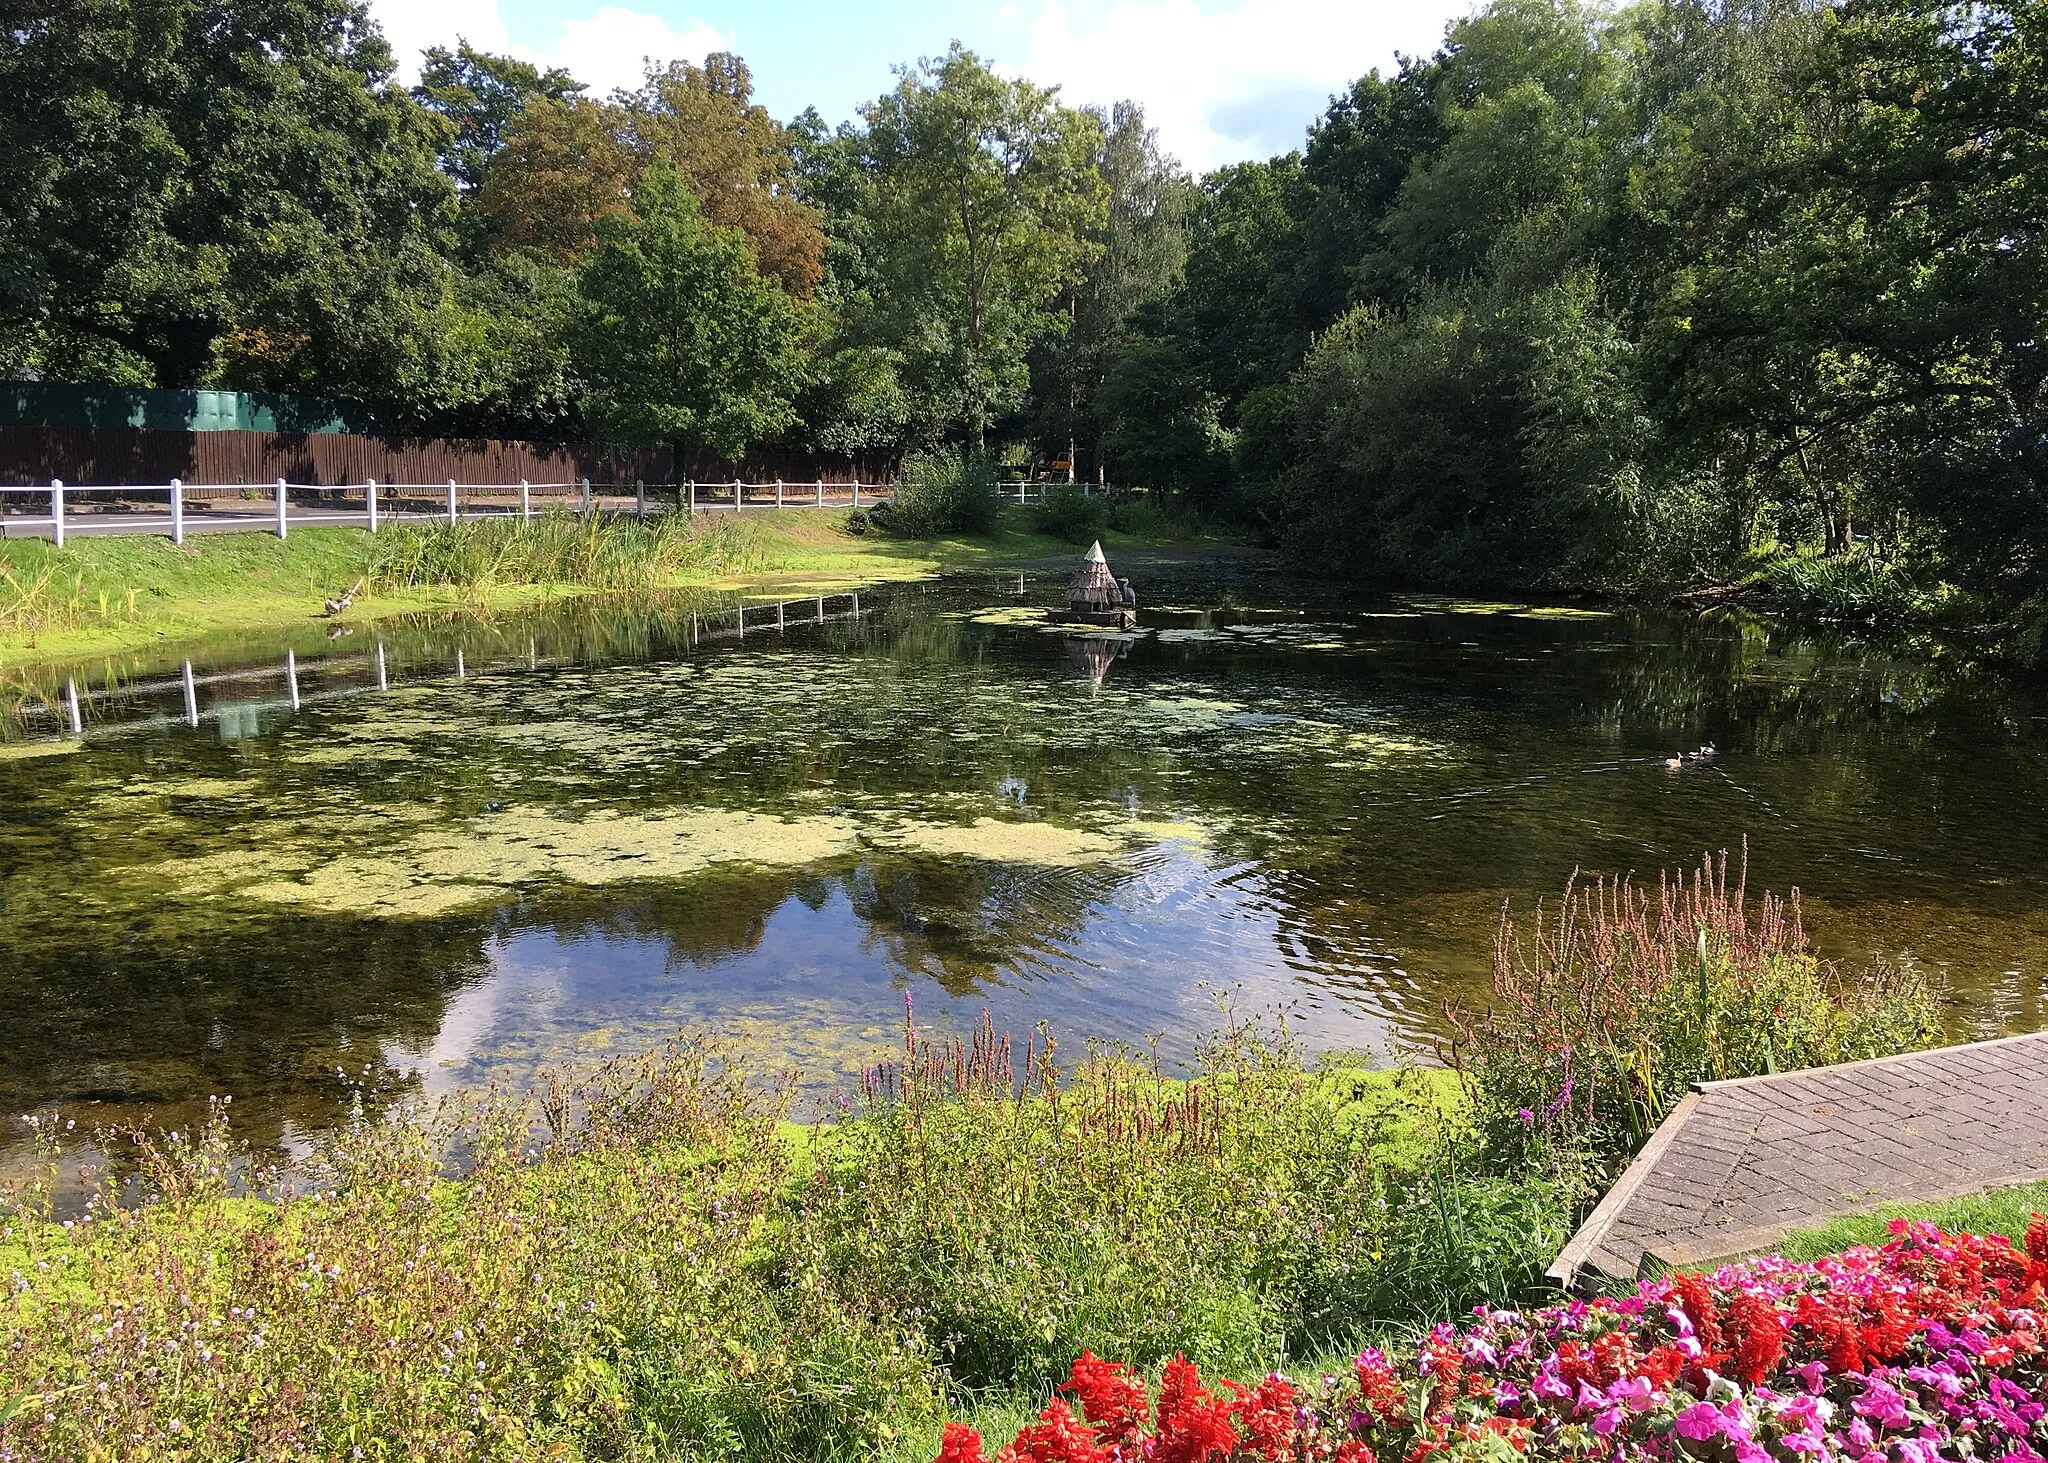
[938,1219,2047,1462]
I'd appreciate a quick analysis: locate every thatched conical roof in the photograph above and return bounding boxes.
[1066,540,1123,612]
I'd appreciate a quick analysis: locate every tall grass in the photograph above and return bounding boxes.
[369,509,752,595]
[0,1016,1553,1461]
[1447,846,1943,1194]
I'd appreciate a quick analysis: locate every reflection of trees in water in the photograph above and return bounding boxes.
[0,912,492,1151]
[7,570,2048,1153]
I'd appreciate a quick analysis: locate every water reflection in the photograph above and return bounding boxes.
[3,562,2046,1164]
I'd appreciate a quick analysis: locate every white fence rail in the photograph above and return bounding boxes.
[12,590,870,741]
[0,476,1067,545]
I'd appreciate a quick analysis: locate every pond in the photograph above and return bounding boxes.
[4,554,2047,1163]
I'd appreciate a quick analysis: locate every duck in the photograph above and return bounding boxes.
[1664,743,1719,770]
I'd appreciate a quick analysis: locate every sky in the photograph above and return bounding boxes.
[365,0,1475,173]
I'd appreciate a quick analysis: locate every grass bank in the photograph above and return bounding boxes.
[2,1023,1490,1461]
[0,504,1238,666]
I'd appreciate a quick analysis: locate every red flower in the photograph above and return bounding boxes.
[938,1422,990,1463]
[1153,1355,1241,1463]
[1725,1291,1786,1386]
[1225,1374,1297,1461]
[1063,1350,1151,1448]
[1002,1398,1105,1463]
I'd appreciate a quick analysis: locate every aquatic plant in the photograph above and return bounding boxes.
[936,1217,2048,1463]
[367,506,753,594]
[1446,847,1943,1192]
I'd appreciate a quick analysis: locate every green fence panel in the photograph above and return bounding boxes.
[0,382,361,434]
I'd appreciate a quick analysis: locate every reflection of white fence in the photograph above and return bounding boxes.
[14,591,868,741]
[0,479,915,546]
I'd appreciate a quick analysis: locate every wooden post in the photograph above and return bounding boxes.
[65,678,81,737]
[456,649,466,679]
[775,478,784,508]
[815,595,825,620]
[777,601,786,632]
[737,604,745,637]
[852,479,860,509]
[182,661,198,727]
[1018,479,1026,504]
[275,478,289,538]
[446,480,458,526]
[520,479,531,522]
[816,479,824,508]
[581,478,591,515]
[285,650,300,711]
[366,477,379,534]
[376,642,388,691]
[170,478,184,544]
[734,480,743,513]
[50,480,64,549]
[636,479,646,519]
[687,478,696,512]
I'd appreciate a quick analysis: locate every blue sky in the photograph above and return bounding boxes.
[367,0,1474,171]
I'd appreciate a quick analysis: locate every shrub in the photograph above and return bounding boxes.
[1767,547,1925,627]
[1447,846,1943,1193]
[844,506,872,536]
[1032,483,1109,544]
[883,449,1001,538]
[1,1016,1507,1459]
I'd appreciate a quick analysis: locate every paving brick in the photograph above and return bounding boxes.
[1559,1033,2048,1284]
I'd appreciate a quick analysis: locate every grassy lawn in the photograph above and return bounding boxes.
[0,506,1240,667]
[1770,1179,2048,1261]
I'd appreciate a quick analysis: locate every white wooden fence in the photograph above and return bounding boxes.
[13,590,870,741]
[0,477,992,545]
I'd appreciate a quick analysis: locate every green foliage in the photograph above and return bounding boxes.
[0,0,459,403]
[1449,848,1944,1196]
[368,509,749,594]
[876,448,1002,538]
[0,1022,1542,1459]
[854,45,1108,444]
[1031,483,1109,544]
[573,161,806,460]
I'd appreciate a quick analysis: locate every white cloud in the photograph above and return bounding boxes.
[1011,0,1475,171]
[368,0,727,97]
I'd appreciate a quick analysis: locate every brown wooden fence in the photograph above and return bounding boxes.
[0,426,890,491]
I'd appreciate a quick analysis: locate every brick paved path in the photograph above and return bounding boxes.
[1549,1031,2048,1289]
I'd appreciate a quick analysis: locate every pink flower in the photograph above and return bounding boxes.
[1675,1403,1726,1441]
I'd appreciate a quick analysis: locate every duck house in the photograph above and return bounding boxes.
[1048,541,1137,630]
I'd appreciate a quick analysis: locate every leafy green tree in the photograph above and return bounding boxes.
[573,160,806,463]
[414,42,582,193]
[1034,101,1194,478]
[859,45,1107,444]
[0,0,458,402]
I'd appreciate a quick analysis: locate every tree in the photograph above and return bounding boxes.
[414,42,582,193]
[625,54,828,297]
[0,0,459,400]
[859,45,1106,444]
[1035,101,1193,477]
[572,160,806,463]
[476,95,637,263]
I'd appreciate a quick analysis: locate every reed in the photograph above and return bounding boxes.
[1446,844,1943,1189]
